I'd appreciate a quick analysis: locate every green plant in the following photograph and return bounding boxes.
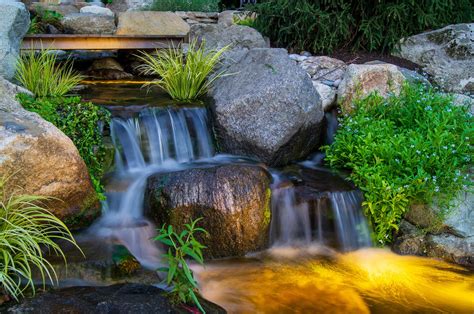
[17,94,111,198]
[233,14,256,28]
[148,0,219,12]
[250,0,474,53]
[0,176,80,299]
[324,84,473,244]
[15,49,83,98]
[28,8,63,34]
[154,218,207,313]
[27,17,42,35]
[136,40,229,102]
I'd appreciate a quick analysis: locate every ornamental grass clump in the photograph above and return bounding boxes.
[324,84,473,245]
[15,49,83,97]
[0,177,80,299]
[136,40,229,102]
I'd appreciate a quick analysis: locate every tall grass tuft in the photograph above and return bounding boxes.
[0,176,81,299]
[15,49,83,97]
[136,40,229,102]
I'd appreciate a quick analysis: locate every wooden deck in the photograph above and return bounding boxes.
[21,34,187,50]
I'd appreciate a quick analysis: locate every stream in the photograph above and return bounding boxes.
[66,81,474,313]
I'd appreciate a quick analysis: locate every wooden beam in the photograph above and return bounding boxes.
[21,34,187,51]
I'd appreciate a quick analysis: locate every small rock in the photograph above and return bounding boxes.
[62,13,116,34]
[218,10,236,26]
[289,54,307,62]
[116,11,190,36]
[452,93,474,115]
[30,3,79,16]
[300,56,346,81]
[87,57,133,80]
[80,5,114,17]
[312,81,337,111]
[46,24,61,34]
[300,51,312,57]
[337,63,406,113]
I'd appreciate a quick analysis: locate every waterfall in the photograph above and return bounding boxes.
[269,171,372,251]
[90,107,214,269]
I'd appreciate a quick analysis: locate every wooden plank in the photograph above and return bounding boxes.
[21,34,187,50]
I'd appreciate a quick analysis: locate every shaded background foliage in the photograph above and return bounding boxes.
[250,0,474,53]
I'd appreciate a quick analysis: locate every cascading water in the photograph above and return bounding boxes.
[269,170,372,251]
[90,107,214,269]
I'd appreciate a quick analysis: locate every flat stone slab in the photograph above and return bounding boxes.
[116,11,190,36]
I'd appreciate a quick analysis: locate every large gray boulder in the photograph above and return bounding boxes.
[0,77,99,228]
[394,23,474,93]
[190,23,268,51]
[62,13,116,34]
[145,164,271,259]
[0,0,29,80]
[209,48,324,166]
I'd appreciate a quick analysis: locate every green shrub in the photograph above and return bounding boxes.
[15,49,83,98]
[0,176,80,299]
[155,218,207,313]
[148,0,219,12]
[17,94,111,198]
[324,84,473,244]
[27,8,63,34]
[136,40,229,102]
[250,0,474,53]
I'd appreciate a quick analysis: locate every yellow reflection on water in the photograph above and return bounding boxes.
[196,248,474,314]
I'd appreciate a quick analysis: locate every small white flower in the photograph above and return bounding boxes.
[435,186,440,192]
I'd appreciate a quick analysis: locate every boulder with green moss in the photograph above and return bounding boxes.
[145,164,271,258]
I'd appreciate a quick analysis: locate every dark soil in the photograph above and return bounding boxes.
[328,49,421,71]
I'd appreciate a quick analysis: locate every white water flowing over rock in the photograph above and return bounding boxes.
[269,170,372,251]
[89,107,215,268]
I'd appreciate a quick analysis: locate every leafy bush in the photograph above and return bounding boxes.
[148,0,219,12]
[17,94,111,198]
[27,8,63,34]
[324,84,473,244]
[155,218,207,312]
[0,176,80,299]
[15,49,83,98]
[136,40,229,102]
[250,0,474,53]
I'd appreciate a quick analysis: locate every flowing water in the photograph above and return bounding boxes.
[72,83,473,313]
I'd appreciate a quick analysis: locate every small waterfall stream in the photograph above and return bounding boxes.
[90,107,215,268]
[269,172,371,251]
[89,102,370,268]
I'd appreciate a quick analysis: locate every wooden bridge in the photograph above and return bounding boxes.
[21,34,187,51]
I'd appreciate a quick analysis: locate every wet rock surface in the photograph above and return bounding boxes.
[5,283,226,314]
[209,48,324,166]
[145,164,272,258]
